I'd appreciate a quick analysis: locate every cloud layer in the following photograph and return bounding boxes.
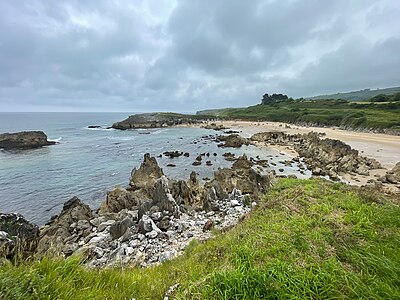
[0,0,399,111]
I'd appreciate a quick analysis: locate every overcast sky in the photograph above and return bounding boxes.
[0,0,399,112]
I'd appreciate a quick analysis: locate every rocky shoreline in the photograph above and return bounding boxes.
[1,153,269,268]
[1,126,398,269]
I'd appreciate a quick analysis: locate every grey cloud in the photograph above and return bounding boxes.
[281,36,400,97]
[0,0,399,111]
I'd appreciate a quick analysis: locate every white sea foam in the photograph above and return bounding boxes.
[49,137,62,142]
[151,129,169,135]
[107,136,136,141]
[85,127,115,131]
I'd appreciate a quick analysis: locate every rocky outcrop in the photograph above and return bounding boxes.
[152,176,181,217]
[32,152,266,268]
[251,131,382,180]
[170,172,202,207]
[37,197,93,256]
[112,113,199,130]
[99,187,144,214]
[0,213,39,258]
[217,134,250,148]
[130,153,164,194]
[204,155,271,205]
[0,131,56,150]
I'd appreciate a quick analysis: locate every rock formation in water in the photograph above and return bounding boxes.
[216,134,250,148]
[112,113,200,130]
[0,131,56,150]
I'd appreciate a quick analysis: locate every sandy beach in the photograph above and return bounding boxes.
[182,120,400,190]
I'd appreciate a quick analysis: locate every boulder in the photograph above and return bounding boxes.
[217,134,249,148]
[99,187,140,214]
[37,197,93,256]
[109,217,134,240]
[0,213,39,258]
[163,151,183,158]
[0,131,56,150]
[159,250,177,263]
[138,215,160,234]
[379,162,400,184]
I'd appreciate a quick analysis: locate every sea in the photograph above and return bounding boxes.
[0,112,310,225]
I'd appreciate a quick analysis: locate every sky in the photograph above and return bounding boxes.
[0,0,399,112]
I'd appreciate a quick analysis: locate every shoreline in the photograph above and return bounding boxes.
[179,120,400,191]
[180,120,400,169]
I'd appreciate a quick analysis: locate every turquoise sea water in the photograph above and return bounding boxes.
[0,113,309,225]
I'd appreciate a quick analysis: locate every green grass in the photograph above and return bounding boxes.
[207,100,400,131]
[1,179,399,299]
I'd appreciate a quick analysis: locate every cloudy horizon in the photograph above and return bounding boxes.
[0,0,399,112]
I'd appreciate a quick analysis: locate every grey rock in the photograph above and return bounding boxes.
[0,213,39,257]
[110,217,134,240]
[98,220,115,232]
[151,212,163,222]
[0,131,56,150]
[157,217,171,231]
[76,220,91,231]
[159,250,177,263]
[63,243,79,256]
[153,176,181,217]
[145,230,159,239]
[138,215,161,234]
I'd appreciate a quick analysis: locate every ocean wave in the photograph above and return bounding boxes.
[151,128,169,135]
[85,127,115,131]
[107,136,136,141]
[48,137,62,142]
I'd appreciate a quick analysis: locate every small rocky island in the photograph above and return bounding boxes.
[0,131,56,150]
[112,112,202,130]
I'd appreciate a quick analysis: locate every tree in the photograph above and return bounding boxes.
[391,92,400,102]
[370,94,389,102]
[261,93,289,104]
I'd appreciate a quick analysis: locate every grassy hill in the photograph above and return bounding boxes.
[307,86,400,101]
[1,179,399,299]
[198,99,400,132]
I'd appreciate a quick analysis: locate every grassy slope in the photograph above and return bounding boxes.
[214,100,400,130]
[1,179,399,299]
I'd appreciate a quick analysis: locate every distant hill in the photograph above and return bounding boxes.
[196,108,227,115]
[306,86,400,101]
